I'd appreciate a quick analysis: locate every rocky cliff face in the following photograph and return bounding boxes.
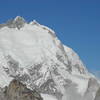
[0,79,43,100]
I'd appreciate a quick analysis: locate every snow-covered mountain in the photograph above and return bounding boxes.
[0,16,99,100]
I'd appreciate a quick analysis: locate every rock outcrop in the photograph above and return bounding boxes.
[0,79,43,100]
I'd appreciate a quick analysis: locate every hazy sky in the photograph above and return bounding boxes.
[0,0,100,74]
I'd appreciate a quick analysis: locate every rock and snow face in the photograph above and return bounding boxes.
[0,16,99,100]
[0,79,43,100]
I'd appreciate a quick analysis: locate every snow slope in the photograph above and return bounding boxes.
[41,94,57,100]
[0,16,99,100]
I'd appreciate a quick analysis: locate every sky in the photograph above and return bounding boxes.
[0,0,100,75]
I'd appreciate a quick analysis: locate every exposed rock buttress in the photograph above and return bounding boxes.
[0,79,43,100]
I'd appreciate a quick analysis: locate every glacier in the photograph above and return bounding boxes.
[0,16,99,100]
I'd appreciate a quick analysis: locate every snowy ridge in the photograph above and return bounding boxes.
[0,16,99,100]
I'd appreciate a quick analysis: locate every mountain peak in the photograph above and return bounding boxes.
[0,16,26,29]
[0,17,99,100]
[12,16,26,29]
[14,16,26,23]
